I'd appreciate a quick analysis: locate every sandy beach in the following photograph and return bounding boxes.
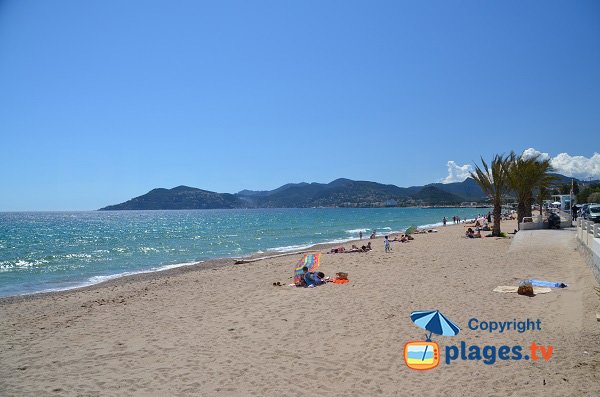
[1,220,599,396]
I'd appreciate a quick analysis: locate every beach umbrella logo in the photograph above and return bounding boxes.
[404,310,460,370]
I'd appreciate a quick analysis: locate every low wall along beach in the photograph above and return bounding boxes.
[576,218,600,282]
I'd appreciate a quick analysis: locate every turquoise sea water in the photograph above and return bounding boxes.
[0,208,489,297]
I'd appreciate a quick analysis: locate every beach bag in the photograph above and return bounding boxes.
[517,281,534,297]
[336,272,348,280]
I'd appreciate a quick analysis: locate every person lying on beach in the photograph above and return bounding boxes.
[329,246,345,254]
[295,266,310,287]
[305,271,327,288]
[360,242,372,252]
[347,244,363,252]
[414,229,435,234]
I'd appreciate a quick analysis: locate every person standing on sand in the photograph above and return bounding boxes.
[359,231,362,240]
[384,236,391,252]
[443,217,447,226]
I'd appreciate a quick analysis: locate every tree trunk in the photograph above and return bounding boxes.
[524,195,533,219]
[492,203,502,237]
[516,200,527,230]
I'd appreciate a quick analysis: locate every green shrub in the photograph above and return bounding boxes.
[588,192,600,203]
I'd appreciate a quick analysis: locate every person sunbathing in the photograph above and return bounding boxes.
[305,271,327,287]
[348,244,362,252]
[393,234,409,242]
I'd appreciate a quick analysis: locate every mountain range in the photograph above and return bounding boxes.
[99,178,488,210]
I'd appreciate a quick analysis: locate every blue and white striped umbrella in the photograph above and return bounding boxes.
[410,310,460,339]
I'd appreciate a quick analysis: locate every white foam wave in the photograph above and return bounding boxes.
[64,253,92,259]
[267,234,382,253]
[267,243,316,253]
[31,261,202,296]
[0,259,50,272]
[415,221,445,230]
[345,228,369,234]
[139,247,160,253]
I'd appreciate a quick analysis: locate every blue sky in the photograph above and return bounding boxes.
[1,0,599,210]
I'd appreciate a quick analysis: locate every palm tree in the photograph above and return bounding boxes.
[470,154,510,237]
[505,152,554,227]
[536,172,558,218]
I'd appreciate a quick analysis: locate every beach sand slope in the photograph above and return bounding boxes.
[1,221,599,396]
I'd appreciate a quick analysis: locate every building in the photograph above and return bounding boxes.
[551,194,572,211]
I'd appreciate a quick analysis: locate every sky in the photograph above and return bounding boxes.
[1,0,599,210]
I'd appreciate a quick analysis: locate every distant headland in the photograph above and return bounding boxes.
[98,174,579,211]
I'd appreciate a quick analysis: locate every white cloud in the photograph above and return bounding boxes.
[521,148,550,161]
[442,150,600,184]
[522,148,600,179]
[442,161,474,184]
[550,152,600,180]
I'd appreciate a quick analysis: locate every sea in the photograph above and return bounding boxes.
[0,207,489,297]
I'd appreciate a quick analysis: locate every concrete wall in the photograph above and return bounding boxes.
[576,219,600,282]
[519,213,572,230]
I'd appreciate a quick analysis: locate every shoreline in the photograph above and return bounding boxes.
[1,217,466,301]
[0,234,380,304]
[2,219,598,395]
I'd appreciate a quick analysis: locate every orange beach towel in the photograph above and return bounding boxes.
[331,279,350,284]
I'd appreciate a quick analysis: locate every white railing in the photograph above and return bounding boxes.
[576,218,600,281]
[577,218,600,244]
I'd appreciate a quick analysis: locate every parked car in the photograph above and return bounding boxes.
[580,204,590,220]
[588,204,600,223]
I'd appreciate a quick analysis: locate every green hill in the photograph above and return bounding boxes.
[99,177,493,210]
